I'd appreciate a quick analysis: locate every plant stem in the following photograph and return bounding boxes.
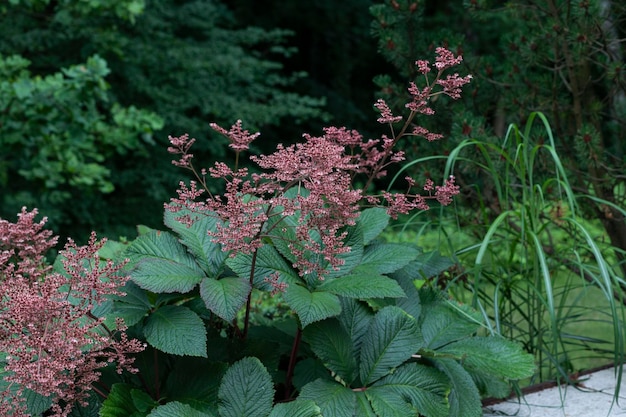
[242,248,259,340]
[284,327,302,400]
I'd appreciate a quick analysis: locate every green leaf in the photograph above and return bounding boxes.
[164,207,227,277]
[437,337,535,380]
[432,358,481,417]
[147,402,214,417]
[218,357,274,417]
[354,392,378,417]
[164,358,227,416]
[293,358,332,391]
[303,319,357,384]
[144,305,207,357]
[359,306,424,385]
[317,268,405,299]
[112,281,151,326]
[389,265,422,320]
[200,276,251,322]
[337,298,374,362]
[357,207,390,245]
[284,285,342,328]
[268,400,322,417]
[410,251,455,279]
[226,244,300,289]
[131,389,157,412]
[99,384,143,417]
[125,231,205,293]
[360,242,419,274]
[369,363,450,417]
[299,379,356,417]
[419,289,481,349]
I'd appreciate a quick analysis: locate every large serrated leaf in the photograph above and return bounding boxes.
[99,384,144,417]
[164,208,227,277]
[432,358,481,417]
[419,289,482,349]
[112,281,152,326]
[200,276,250,322]
[164,358,227,416]
[147,401,215,417]
[359,306,424,385]
[360,242,419,274]
[318,268,405,299]
[125,230,205,293]
[354,392,378,417]
[144,305,207,357]
[357,207,390,245]
[125,230,198,268]
[369,363,450,417]
[284,285,342,328]
[303,320,357,384]
[268,400,322,417]
[218,357,274,417]
[437,337,535,380]
[406,251,455,280]
[299,379,356,417]
[226,244,300,289]
[132,258,205,293]
[337,298,374,364]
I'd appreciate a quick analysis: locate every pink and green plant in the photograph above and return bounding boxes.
[1,48,533,417]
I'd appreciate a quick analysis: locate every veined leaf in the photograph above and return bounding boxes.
[218,357,274,417]
[293,358,333,391]
[299,379,356,417]
[125,231,205,293]
[131,258,205,293]
[144,305,207,357]
[99,384,143,417]
[419,289,481,349]
[303,319,357,384]
[337,298,374,365]
[268,400,322,417]
[437,337,535,380]
[147,401,215,417]
[200,276,251,322]
[131,389,156,412]
[164,358,227,416]
[112,281,151,327]
[317,269,405,299]
[369,363,450,417]
[359,306,423,385]
[410,251,455,279]
[354,391,378,417]
[164,207,228,277]
[432,358,481,417]
[226,244,300,289]
[284,285,342,328]
[125,230,199,268]
[357,207,389,245]
[360,242,419,274]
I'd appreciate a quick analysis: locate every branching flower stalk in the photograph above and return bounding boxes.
[0,208,145,417]
[166,47,471,398]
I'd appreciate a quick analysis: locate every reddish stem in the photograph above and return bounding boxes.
[284,327,303,400]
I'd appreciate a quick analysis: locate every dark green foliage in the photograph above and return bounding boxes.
[0,52,163,239]
[82,206,533,417]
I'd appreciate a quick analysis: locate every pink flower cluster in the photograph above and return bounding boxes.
[0,208,144,417]
[166,47,470,279]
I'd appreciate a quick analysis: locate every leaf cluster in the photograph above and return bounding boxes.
[42,205,536,417]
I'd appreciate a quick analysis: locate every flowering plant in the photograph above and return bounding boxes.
[1,48,533,417]
[0,208,144,417]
